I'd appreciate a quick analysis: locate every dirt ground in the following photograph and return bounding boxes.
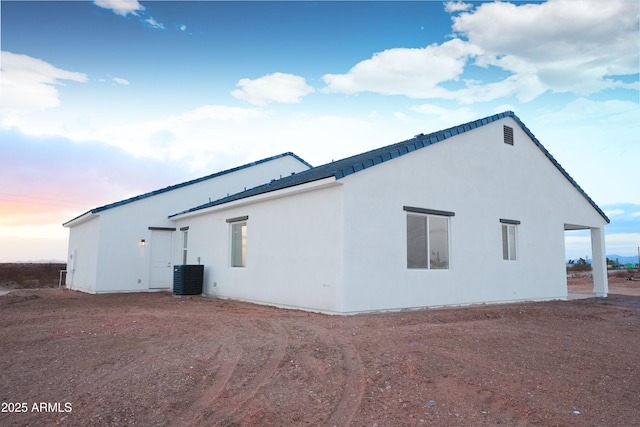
[1,275,639,427]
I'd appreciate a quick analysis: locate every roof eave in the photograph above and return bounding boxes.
[506,114,610,224]
[170,176,339,221]
[66,152,313,219]
[62,210,98,228]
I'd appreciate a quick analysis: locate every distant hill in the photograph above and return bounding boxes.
[15,259,66,264]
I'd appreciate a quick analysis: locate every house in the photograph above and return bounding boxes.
[63,153,311,293]
[166,112,609,314]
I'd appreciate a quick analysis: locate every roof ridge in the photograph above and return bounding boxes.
[333,111,514,179]
[89,152,308,214]
[171,111,608,224]
[63,152,311,226]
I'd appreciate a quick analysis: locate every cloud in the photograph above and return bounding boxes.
[93,0,165,30]
[533,98,639,156]
[179,24,187,32]
[322,39,482,98]
[173,105,271,123]
[604,233,640,255]
[540,97,639,123]
[564,232,591,254]
[451,0,639,97]
[0,111,423,262]
[0,51,88,115]
[231,73,315,106]
[113,77,129,85]
[444,1,473,13]
[93,0,144,17]
[321,0,637,103]
[113,106,417,171]
[0,128,195,228]
[92,105,274,168]
[565,230,640,259]
[0,105,411,245]
[145,17,165,30]
[451,73,548,104]
[0,127,196,261]
[599,204,640,235]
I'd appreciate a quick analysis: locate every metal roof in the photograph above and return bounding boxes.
[171,111,609,223]
[63,152,312,226]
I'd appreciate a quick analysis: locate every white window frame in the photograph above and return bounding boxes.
[227,216,248,268]
[500,219,519,261]
[404,206,453,270]
[181,228,189,264]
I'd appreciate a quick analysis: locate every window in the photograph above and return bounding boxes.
[500,219,520,261]
[181,228,188,264]
[504,125,514,145]
[404,206,453,270]
[227,216,248,267]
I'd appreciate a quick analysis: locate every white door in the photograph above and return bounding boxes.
[149,230,172,289]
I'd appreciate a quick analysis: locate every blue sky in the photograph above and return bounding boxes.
[1,0,638,262]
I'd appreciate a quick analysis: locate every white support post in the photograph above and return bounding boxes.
[58,270,66,288]
[590,227,608,297]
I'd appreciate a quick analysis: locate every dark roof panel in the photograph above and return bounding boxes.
[63,152,311,226]
[170,112,609,223]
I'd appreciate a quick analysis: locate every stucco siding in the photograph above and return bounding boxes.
[93,203,152,292]
[64,154,309,293]
[65,216,100,292]
[65,114,607,311]
[339,117,603,312]
[173,183,345,313]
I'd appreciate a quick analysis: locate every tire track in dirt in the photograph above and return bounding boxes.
[306,323,366,427]
[177,319,289,426]
[215,319,289,424]
[170,334,242,427]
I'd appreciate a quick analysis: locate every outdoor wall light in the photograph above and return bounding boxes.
[140,239,146,247]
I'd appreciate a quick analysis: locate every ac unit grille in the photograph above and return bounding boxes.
[173,265,204,295]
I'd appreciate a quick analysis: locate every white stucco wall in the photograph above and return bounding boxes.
[339,117,607,313]
[64,154,310,293]
[172,181,345,313]
[167,117,606,314]
[92,201,157,292]
[66,118,607,311]
[65,215,100,292]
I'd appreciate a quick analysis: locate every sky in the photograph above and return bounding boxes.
[0,0,638,263]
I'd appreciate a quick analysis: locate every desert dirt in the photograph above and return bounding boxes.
[1,268,639,427]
